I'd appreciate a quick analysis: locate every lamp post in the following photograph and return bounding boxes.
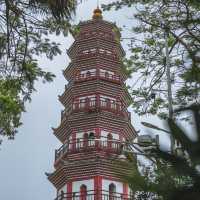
[116,135,160,164]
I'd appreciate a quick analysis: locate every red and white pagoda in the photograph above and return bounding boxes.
[48,8,137,200]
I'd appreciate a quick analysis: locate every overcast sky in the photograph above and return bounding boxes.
[0,1,169,200]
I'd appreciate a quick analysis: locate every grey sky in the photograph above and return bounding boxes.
[0,1,168,200]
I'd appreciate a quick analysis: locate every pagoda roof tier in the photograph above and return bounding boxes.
[78,19,121,38]
[67,37,125,60]
[70,49,120,65]
[75,26,118,43]
[48,155,134,189]
[63,59,128,82]
[53,111,137,143]
[54,141,133,168]
[59,80,132,108]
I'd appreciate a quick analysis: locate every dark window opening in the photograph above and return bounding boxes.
[86,71,91,77]
[109,183,116,200]
[80,184,87,200]
[89,132,95,139]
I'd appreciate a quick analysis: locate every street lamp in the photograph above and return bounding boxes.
[115,134,160,164]
[141,121,187,158]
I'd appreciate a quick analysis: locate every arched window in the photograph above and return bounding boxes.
[83,133,88,147]
[86,71,91,78]
[107,133,113,149]
[109,183,116,200]
[80,184,87,200]
[88,132,95,146]
[89,132,95,139]
[105,71,109,78]
[107,133,113,140]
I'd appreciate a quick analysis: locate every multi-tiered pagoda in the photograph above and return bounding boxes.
[48,8,137,200]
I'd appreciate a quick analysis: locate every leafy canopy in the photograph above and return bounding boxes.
[102,0,200,119]
[127,104,200,200]
[0,0,79,141]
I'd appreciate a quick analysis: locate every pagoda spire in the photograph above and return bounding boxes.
[92,6,103,20]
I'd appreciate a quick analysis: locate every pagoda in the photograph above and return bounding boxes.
[48,8,137,200]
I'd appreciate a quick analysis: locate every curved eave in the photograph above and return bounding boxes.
[78,19,121,36]
[59,80,131,108]
[52,121,71,143]
[48,156,134,189]
[122,83,133,107]
[64,60,129,82]
[53,111,137,143]
[48,166,67,188]
[67,38,125,59]
[120,46,126,57]
[63,62,74,81]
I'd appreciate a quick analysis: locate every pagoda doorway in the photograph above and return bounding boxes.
[80,184,87,200]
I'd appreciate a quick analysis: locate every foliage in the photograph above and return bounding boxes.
[102,0,200,119]
[69,24,81,37]
[127,157,193,200]
[112,27,121,43]
[0,0,78,141]
[127,163,157,200]
[153,104,200,199]
[127,104,200,200]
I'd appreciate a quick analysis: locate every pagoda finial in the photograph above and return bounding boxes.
[92,4,103,20]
